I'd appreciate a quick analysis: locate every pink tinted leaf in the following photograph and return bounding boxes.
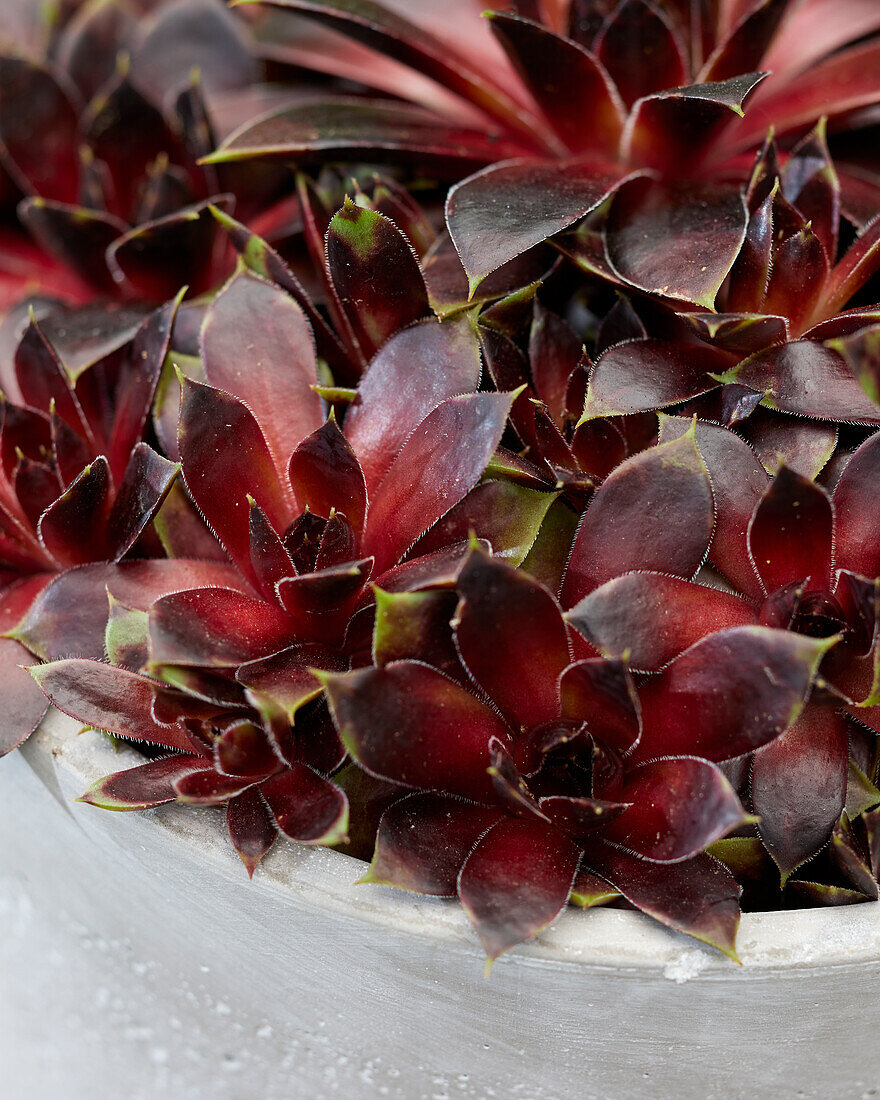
[288,415,367,534]
[458,816,580,965]
[0,639,49,756]
[752,706,849,881]
[260,765,349,845]
[748,466,834,594]
[148,588,294,668]
[326,199,430,364]
[561,427,714,607]
[635,626,836,762]
[584,844,741,959]
[202,267,323,481]
[227,788,277,877]
[178,375,292,586]
[364,792,503,895]
[80,755,212,811]
[344,317,482,494]
[602,757,747,862]
[487,12,624,154]
[321,661,510,802]
[454,548,570,732]
[362,391,515,574]
[29,659,194,752]
[568,573,758,672]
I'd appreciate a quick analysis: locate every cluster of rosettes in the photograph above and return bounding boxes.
[2,0,880,967]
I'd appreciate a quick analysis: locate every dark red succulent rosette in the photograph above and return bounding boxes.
[566,420,880,888]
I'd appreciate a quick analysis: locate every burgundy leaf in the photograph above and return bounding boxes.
[214,720,279,779]
[174,769,257,806]
[568,573,758,672]
[594,0,687,108]
[454,548,570,731]
[17,199,124,293]
[634,626,835,763]
[561,427,714,607]
[344,317,482,494]
[38,458,111,568]
[80,755,212,811]
[260,764,349,844]
[321,661,510,802]
[372,589,461,679]
[15,316,92,443]
[364,792,502,895]
[539,794,629,835]
[238,644,347,722]
[529,302,582,427]
[227,788,277,878]
[602,757,746,862]
[0,639,49,756]
[458,816,580,965]
[558,658,640,756]
[248,498,295,602]
[833,429,880,579]
[29,659,193,752]
[748,466,834,594]
[362,391,515,574]
[106,444,179,562]
[201,268,323,480]
[288,416,367,534]
[584,844,741,959]
[752,706,849,880]
[700,0,788,82]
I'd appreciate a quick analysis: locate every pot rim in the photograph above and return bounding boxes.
[24,707,880,978]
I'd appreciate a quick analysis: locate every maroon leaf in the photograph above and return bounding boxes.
[17,199,124,293]
[260,765,349,844]
[605,179,748,310]
[446,159,639,294]
[238,644,346,722]
[364,792,502,895]
[28,659,193,752]
[557,658,640,757]
[700,0,788,82]
[454,548,570,732]
[248,498,295,601]
[38,458,112,568]
[288,416,367,534]
[634,626,835,763]
[344,317,482,494]
[372,589,461,680]
[584,845,741,959]
[80,755,212,811]
[214,720,279,779]
[321,661,510,802]
[326,199,429,365]
[458,816,580,965]
[568,573,758,672]
[201,268,323,480]
[174,769,257,806]
[362,391,515,574]
[602,757,746,862]
[487,12,624,154]
[227,788,277,878]
[178,375,292,586]
[106,444,179,562]
[748,466,833,596]
[0,638,49,755]
[594,0,686,108]
[539,795,629,835]
[529,302,582,427]
[561,427,714,607]
[148,588,294,668]
[14,316,92,443]
[833,429,880,580]
[752,706,849,880]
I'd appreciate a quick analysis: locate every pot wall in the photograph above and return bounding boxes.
[2,709,880,1100]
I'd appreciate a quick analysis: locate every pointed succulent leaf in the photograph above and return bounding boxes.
[446,159,642,294]
[321,661,510,802]
[752,706,849,881]
[454,548,570,732]
[149,588,294,669]
[829,810,879,899]
[826,324,880,408]
[557,658,640,756]
[15,316,92,443]
[833,429,880,579]
[364,792,502,895]
[605,179,748,310]
[173,769,257,806]
[372,589,460,679]
[202,268,324,483]
[635,626,836,762]
[362,391,516,574]
[584,844,741,960]
[288,416,367,534]
[238,644,346,724]
[593,0,687,109]
[276,558,372,621]
[80,755,213,811]
[781,120,840,265]
[529,302,582,427]
[561,427,714,607]
[823,217,880,320]
[748,466,834,595]
[104,597,149,671]
[17,199,124,293]
[214,720,279,779]
[458,816,580,966]
[700,0,788,82]
[227,788,277,878]
[486,12,624,154]
[539,794,629,836]
[344,317,482,494]
[38,458,112,568]
[568,868,620,909]
[326,199,430,364]
[260,765,349,845]
[248,498,296,602]
[568,573,758,673]
[107,444,179,563]
[658,415,768,598]
[0,639,50,756]
[178,375,291,586]
[601,757,747,862]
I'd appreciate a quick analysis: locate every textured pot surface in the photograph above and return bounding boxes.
[3,709,880,1100]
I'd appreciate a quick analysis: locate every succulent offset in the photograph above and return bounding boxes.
[1,0,880,966]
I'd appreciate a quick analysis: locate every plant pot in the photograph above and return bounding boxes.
[3,709,880,1100]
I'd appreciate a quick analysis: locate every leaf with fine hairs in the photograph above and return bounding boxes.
[227,788,277,878]
[832,429,880,580]
[80,755,213,811]
[747,466,834,594]
[288,416,367,535]
[261,765,349,845]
